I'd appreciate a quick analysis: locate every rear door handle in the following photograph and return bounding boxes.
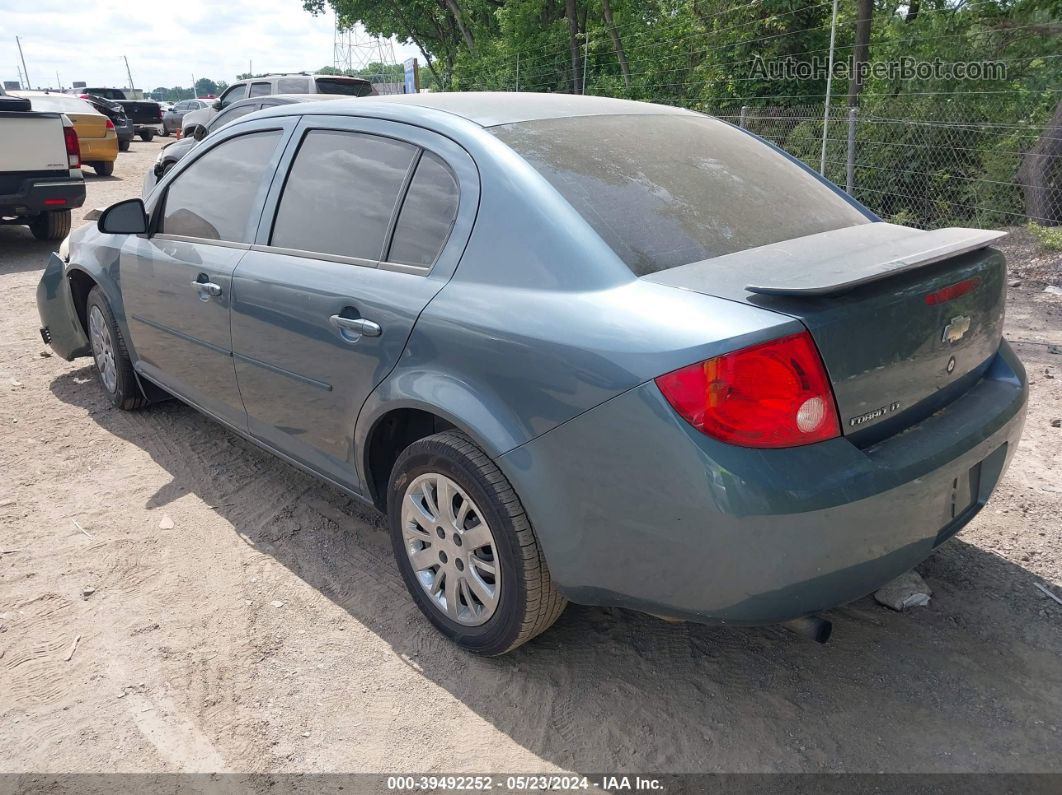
[191,279,222,297]
[329,315,381,337]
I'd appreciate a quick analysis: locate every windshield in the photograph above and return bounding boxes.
[491,114,870,276]
[21,94,98,115]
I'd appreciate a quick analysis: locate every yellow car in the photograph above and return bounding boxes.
[14,91,119,177]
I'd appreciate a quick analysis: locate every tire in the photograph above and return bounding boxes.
[388,431,566,655]
[93,160,114,177]
[139,129,154,142]
[160,161,175,178]
[29,210,71,241]
[160,127,170,137]
[119,139,130,152]
[85,286,147,411]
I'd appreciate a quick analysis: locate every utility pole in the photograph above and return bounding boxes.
[16,36,30,89]
[123,55,135,90]
[191,73,197,99]
[819,0,840,176]
[16,64,24,90]
[56,71,61,90]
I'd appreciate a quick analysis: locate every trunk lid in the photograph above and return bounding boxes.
[645,223,1008,440]
[68,111,109,140]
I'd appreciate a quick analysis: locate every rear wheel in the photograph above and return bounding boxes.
[29,210,70,241]
[86,287,147,411]
[388,431,566,655]
[93,161,114,177]
[139,129,154,142]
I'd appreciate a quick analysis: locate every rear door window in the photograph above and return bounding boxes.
[249,82,271,98]
[270,130,416,261]
[386,152,459,268]
[160,131,282,243]
[491,114,870,276]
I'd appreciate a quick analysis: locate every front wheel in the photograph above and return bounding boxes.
[388,431,566,655]
[93,160,114,176]
[118,139,130,152]
[139,129,154,142]
[85,287,147,411]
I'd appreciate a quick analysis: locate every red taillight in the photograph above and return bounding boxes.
[63,125,81,169]
[655,331,841,448]
[44,199,67,206]
[105,118,115,130]
[925,277,980,305]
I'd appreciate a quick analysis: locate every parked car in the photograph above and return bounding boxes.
[75,88,162,140]
[83,94,134,151]
[0,87,84,240]
[184,73,372,134]
[37,93,1027,655]
[161,99,211,136]
[14,92,118,176]
[144,95,348,194]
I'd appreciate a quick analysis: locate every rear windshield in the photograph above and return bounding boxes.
[491,114,870,276]
[21,94,97,115]
[314,77,373,97]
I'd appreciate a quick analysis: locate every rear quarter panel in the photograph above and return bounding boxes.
[356,114,799,476]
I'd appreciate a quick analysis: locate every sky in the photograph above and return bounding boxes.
[0,0,421,91]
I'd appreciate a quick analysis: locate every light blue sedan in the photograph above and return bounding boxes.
[37,93,1026,654]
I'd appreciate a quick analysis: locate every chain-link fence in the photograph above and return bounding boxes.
[697,97,1062,231]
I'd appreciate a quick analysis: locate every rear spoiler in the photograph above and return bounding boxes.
[740,223,1006,297]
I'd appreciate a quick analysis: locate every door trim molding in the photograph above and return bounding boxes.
[233,351,333,392]
[130,313,230,356]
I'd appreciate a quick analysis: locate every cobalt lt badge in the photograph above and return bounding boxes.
[942,314,971,344]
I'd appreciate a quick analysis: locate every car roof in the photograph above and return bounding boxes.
[325,91,698,128]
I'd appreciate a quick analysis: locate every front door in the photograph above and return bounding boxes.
[121,126,289,425]
[230,117,477,491]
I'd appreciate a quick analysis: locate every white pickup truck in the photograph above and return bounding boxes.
[0,88,86,240]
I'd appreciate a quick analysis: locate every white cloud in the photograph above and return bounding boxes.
[0,0,421,91]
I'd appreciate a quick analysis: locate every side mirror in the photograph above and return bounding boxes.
[212,100,223,111]
[98,198,148,235]
[192,125,207,142]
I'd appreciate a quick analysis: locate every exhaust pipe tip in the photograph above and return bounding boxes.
[782,615,832,644]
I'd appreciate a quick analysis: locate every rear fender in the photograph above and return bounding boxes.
[354,369,531,492]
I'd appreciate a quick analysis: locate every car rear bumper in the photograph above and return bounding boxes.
[499,340,1027,625]
[37,253,90,361]
[80,136,119,162]
[0,175,85,216]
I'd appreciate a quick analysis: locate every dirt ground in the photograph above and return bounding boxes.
[1,139,1061,776]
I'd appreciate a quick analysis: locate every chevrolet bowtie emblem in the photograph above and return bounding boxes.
[942,315,971,344]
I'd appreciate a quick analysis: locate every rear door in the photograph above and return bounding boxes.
[229,115,478,490]
[121,118,294,425]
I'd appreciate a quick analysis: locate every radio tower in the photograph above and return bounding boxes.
[333,16,400,93]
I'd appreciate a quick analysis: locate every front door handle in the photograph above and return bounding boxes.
[329,315,381,337]
[191,279,222,297]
